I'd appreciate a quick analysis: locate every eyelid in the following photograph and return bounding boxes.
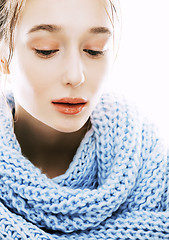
[83,49,105,53]
[84,37,109,49]
[28,37,60,48]
[34,48,59,52]
[82,43,108,57]
[83,49,106,58]
[34,49,59,58]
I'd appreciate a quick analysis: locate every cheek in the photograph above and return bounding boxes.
[88,58,111,93]
[10,48,53,96]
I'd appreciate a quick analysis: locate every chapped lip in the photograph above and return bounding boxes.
[51,98,87,105]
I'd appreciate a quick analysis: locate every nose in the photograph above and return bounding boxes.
[62,52,85,88]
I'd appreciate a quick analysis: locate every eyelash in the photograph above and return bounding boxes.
[34,49,105,58]
[34,49,58,58]
[84,49,105,57]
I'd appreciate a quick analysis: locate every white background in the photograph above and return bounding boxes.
[111,0,169,144]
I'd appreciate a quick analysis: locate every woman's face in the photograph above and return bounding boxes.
[9,0,114,132]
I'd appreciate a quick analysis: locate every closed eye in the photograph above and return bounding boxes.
[34,49,59,58]
[34,49,105,59]
[83,49,105,57]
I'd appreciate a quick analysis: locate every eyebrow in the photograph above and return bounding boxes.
[89,27,112,35]
[27,24,62,34]
[27,24,112,36]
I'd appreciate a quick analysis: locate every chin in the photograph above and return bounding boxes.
[56,126,80,133]
[51,121,86,133]
[58,116,91,133]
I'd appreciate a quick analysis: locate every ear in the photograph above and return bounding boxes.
[0,58,10,74]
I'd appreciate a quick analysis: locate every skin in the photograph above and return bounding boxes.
[2,0,114,178]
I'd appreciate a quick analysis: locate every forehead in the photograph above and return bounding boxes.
[18,0,113,35]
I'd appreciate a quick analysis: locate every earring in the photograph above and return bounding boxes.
[0,58,10,74]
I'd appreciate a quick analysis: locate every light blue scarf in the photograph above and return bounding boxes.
[0,92,168,239]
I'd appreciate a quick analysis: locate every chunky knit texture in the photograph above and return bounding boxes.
[0,92,168,239]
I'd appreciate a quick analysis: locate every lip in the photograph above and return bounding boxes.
[51,98,87,115]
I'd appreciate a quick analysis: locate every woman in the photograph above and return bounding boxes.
[0,0,168,239]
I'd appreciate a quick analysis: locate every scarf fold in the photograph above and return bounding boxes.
[0,92,168,239]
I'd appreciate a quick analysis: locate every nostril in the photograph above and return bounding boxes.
[62,71,85,88]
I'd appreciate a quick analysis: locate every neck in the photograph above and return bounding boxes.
[14,108,91,178]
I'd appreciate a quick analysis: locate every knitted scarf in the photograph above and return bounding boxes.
[0,92,168,239]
